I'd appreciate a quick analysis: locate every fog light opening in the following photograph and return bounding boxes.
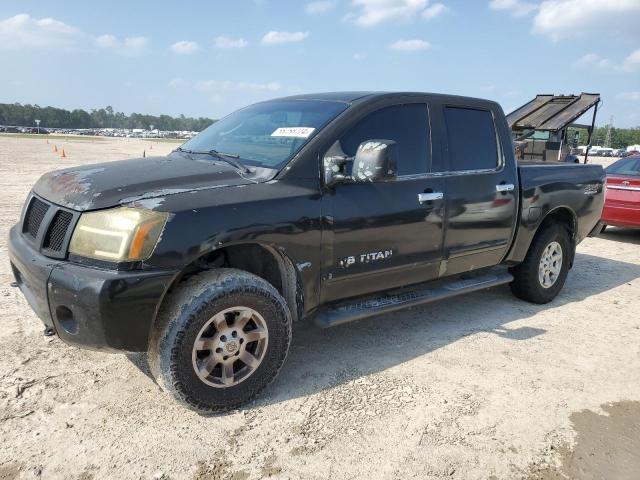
[56,306,78,335]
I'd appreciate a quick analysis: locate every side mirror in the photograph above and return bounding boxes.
[353,140,397,183]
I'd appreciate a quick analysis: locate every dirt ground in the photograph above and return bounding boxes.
[0,135,639,480]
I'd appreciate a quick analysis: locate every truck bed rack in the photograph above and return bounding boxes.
[507,93,600,163]
[507,93,600,131]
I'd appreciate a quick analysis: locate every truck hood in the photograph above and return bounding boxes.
[33,154,264,211]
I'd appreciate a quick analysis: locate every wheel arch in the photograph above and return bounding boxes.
[538,206,577,239]
[157,242,304,325]
[528,206,577,267]
[507,205,578,266]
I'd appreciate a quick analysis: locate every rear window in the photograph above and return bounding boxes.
[606,157,640,175]
[443,107,499,172]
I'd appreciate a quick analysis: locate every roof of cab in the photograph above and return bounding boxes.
[274,92,380,103]
[271,91,501,108]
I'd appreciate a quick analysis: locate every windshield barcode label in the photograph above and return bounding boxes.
[271,127,315,138]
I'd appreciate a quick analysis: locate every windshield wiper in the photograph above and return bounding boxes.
[207,149,251,174]
[174,147,251,174]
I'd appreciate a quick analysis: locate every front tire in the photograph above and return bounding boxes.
[148,269,292,413]
[509,223,572,304]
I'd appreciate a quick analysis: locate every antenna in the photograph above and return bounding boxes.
[604,115,613,148]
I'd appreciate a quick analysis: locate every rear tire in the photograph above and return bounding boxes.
[600,224,607,234]
[148,269,292,413]
[509,223,572,304]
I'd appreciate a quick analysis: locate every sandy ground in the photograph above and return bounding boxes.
[0,135,639,480]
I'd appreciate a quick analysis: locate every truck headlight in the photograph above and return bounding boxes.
[69,207,168,262]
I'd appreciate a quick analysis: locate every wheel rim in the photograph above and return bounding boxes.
[191,306,269,388]
[538,241,563,289]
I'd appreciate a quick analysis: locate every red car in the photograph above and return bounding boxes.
[601,155,640,231]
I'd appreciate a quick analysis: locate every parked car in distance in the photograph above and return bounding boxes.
[9,92,606,412]
[612,149,626,157]
[601,155,640,232]
[589,146,604,156]
[599,148,614,157]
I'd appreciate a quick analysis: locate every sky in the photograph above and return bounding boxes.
[0,0,639,127]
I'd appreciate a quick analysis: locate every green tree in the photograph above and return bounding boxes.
[0,103,215,132]
[0,102,216,132]
[569,126,640,149]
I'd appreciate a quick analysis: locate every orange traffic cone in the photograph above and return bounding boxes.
[61,149,66,158]
[54,145,58,153]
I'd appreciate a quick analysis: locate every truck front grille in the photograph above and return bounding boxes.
[21,194,78,258]
[23,197,50,239]
[43,210,74,252]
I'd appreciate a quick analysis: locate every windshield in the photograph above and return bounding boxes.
[181,100,348,169]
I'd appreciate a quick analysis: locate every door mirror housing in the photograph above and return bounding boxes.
[352,140,398,183]
[323,139,398,186]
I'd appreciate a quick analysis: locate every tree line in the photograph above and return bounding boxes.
[2,102,640,147]
[0,103,215,132]
[570,126,640,149]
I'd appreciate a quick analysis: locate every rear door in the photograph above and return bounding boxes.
[435,101,519,277]
[320,101,446,303]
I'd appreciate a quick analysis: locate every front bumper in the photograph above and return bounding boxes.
[8,225,177,352]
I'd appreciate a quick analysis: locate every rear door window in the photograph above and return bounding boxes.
[443,107,499,172]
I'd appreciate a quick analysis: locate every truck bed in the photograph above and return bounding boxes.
[506,162,605,264]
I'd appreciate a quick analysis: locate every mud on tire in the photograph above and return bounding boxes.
[148,268,292,413]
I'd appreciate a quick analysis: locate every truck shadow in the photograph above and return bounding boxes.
[127,252,640,412]
[599,228,640,245]
[257,252,640,408]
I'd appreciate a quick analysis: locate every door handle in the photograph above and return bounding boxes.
[496,184,515,192]
[418,192,444,203]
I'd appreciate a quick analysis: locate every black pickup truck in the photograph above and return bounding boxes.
[9,92,605,412]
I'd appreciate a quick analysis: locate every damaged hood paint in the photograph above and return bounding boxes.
[33,155,261,211]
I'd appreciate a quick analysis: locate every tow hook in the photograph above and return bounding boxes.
[10,281,18,287]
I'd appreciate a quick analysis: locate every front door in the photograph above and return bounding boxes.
[320,103,446,303]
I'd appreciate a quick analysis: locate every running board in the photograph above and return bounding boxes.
[315,271,513,328]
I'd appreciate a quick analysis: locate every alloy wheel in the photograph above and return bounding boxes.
[191,306,269,388]
[538,241,563,289]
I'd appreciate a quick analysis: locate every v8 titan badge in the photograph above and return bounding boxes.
[340,250,393,268]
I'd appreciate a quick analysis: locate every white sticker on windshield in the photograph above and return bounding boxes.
[271,127,315,138]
